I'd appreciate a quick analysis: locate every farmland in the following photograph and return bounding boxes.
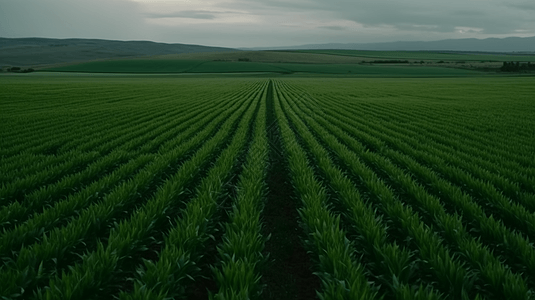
[32,49,535,76]
[1,75,535,300]
[293,49,535,62]
[41,59,482,76]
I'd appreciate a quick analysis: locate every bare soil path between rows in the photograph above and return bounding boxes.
[261,80,320,300]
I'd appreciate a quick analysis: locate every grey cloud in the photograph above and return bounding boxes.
[145,9,249,20]
[227,0,534,35]
[146,11,218,20]
[333,1,516,34]
[319,26,346,31]
[0,0,145,39]
[396,24,455,33]
[509,3,535,11]
[453,10,486,17]
[230,0,326,11]
[1,0,533,48]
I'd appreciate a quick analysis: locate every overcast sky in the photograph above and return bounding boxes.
[1,0,534,48]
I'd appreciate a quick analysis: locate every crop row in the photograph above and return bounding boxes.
[0,79,267,299]
[0,84,254,212]
[273,81,378,300]
[37,81,263,300]
[273,79,535,299]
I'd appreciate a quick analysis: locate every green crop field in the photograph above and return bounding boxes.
[42,59,208,73]
[293,49,535,62]
[1,75,535,300]
[42,59,485,76]
[187,61,288,73]
[269,63,481,76]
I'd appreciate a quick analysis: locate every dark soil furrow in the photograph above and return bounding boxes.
[261,80,320,300]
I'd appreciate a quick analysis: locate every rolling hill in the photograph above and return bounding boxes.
[0,38,237,67]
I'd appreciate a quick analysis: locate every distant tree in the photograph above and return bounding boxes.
[370,60,409,64]
[501,62,509,72]
[500,61,534,72]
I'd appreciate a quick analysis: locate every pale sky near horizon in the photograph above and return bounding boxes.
[1,0,534,48]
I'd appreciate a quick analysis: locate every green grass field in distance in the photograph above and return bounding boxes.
[44,59,208,73]
[186,61,290,73]
[269,63,482,76]
[43,60,290,74]
[292,50,535,62]
[41,59,485,77]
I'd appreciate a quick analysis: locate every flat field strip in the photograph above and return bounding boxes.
[42,60,482,76]
[294,49,535,62]
[0,76,534,300]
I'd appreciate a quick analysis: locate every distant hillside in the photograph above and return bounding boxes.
[0,38,238,67]
[245,36,535,52]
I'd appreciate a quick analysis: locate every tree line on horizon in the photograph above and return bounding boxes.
[500,61,535,72]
